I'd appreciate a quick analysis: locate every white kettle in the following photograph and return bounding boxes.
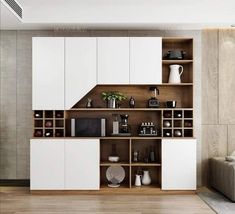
[168,64,184,84]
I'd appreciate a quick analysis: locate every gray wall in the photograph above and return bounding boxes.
[0,30,202,185]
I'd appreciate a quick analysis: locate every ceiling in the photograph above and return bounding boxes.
[1,0,235,30]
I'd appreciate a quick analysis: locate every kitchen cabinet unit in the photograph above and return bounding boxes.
[30,139,100,190]
[30,139,65,190]
[31,37,196,194]
[32,37,64,110]
[65,38,97,109]
[162,139,196,190]
[97,37,129,84]
[130,37,162,84]
[65,139,100,190]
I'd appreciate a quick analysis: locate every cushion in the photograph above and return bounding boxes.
[225,156,235,162]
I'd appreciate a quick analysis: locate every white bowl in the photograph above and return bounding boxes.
[108,156,120,162]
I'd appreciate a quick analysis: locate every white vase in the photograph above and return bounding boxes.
[135,174,142,187]
[142,170,151,185]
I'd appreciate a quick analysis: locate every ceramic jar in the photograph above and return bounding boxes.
[142,170,151,185]
[135,174,142,187]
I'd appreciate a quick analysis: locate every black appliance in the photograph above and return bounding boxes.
[66,118,106,137]
[148,86,160,108]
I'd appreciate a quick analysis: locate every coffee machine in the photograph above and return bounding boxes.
[119,114,131,135]
[111,114,131,136]
[148,86,160,108]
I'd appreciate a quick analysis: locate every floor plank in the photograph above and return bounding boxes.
[0,187,215,214]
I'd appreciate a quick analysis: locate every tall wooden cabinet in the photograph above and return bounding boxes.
[31,37,196,193]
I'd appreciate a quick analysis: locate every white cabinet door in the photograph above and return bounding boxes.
[30,139,64,190]
[65,139,100,190]
[32,37,64,110]
[162,139,196,190]
[65,38,97,109]
[97,37,129,84]
[130,37,162,84]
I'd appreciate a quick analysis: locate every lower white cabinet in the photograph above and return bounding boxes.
[64,139,100,190]
[162,139,196,190]
[30,139,65,190]
[30,139,100,190]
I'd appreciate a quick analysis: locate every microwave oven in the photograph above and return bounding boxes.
[66,118,106,137]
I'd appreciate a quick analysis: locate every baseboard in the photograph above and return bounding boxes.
[0,179,30,187]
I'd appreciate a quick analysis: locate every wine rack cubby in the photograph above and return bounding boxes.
[33,110,65,137]
[161,109,193,137]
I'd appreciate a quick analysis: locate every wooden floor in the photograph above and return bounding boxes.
[0,187,215,214]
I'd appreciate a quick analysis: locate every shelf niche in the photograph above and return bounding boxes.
[72,85,193,109]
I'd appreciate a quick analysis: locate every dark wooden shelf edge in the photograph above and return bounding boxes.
[32,137,196,139]
[68,108,193,111]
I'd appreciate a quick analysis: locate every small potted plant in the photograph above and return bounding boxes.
[101,91,127,108]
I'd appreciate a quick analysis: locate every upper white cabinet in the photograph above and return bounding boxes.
[130,37,162,84]
[64,139,100,190]
[30,139,65,190]
[97,37,129,84]
[32,37,64,110]
[162,139,196,190]
[32,37,163,110]
[65,38,97,109]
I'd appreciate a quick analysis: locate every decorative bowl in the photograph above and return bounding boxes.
[108,156,120,162]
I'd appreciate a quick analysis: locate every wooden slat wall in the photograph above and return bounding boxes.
[219,29,235,124]
[201,29,219,124]
[201,28,235,185]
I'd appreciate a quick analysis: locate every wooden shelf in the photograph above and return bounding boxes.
[131,163,161,167]
[162,60,193,64]
[69,108,193,111]
[131,184,161,189]
[161,83,193,86]
[162,37,193,42]
[100,162,130,166]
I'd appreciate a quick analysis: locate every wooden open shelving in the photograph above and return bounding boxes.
[99,138,162,189]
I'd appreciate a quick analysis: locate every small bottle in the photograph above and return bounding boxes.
[149,146,156,162]
[129,97,135,108]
